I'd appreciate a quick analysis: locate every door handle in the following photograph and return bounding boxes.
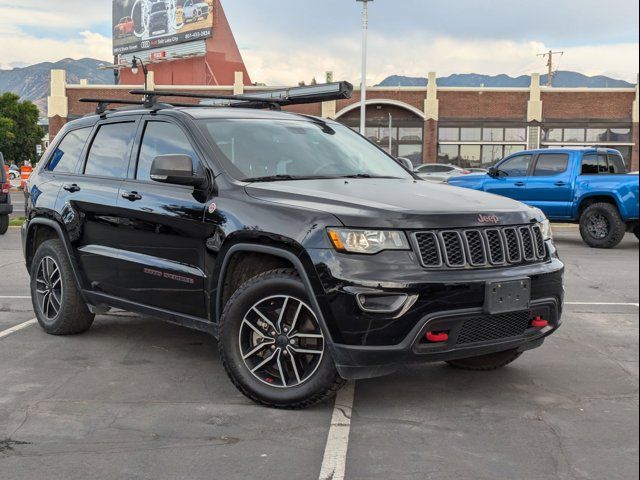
[63,184,80,193]
[554,181,567,187]
[121,191,142,201]
[514,182,526,187]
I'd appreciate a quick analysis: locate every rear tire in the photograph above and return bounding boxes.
[30,239,94,335]
[446,349,522,371]
[579,202,626,249]
[219,268,344,409]
[0,215,8,235]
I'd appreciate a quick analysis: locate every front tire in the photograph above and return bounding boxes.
[0,215,8,235]
[30,239,94,335]
[446,349,522,371]
[579,202,626,249]
[219,269,344,409]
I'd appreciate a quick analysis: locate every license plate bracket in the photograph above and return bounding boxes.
[484,279,531,314]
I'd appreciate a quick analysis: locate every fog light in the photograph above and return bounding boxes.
[356,293,408,313]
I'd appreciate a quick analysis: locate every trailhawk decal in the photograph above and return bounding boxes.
[143,268,195,285]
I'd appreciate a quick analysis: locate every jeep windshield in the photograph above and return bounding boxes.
[199,119,414,182]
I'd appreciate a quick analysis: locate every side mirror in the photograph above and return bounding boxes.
[397,157,414,171]
[150,154,206,188]
[488,167,500,178]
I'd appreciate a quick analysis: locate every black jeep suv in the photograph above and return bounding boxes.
[22,85,564,408]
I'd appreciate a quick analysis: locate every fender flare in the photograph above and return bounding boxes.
[574,193,624,220]
[215,243,334,343]
[25,218,87,295]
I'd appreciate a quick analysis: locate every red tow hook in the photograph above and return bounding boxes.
[425,331,449,343]
[531,316,549,328]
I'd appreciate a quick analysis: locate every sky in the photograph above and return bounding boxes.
[0,0,638,85]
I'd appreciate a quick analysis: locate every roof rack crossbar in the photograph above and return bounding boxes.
[79,82,354,114]
[129,82,354,109]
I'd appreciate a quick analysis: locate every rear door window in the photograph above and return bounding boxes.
[47,127,92,173]
[84,122,136,178]
[533,153,569,176]
[582,154,608,175]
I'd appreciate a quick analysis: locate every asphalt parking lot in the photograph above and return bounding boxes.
[0,226,638,480]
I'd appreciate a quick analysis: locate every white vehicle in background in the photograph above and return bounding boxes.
[182,0,210,22]
[415,164,473,182]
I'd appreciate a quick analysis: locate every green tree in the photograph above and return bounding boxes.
[0,93,45,164]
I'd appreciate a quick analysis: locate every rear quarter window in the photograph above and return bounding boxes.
[47,127,92,173]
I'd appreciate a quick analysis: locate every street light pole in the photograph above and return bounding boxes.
[131,56,149,91]
[357,0,373,135]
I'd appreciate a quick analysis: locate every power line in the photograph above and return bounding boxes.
[537,50,564,86]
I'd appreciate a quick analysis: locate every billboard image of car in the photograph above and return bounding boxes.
[112,0,214,55]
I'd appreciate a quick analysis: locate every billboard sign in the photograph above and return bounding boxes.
[113,0,214,55]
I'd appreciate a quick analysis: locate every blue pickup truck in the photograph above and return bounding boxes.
[448,148,639,248]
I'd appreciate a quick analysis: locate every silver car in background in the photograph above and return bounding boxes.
[414,164,474,182]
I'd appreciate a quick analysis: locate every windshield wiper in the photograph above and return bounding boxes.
[243,174,331,182]
[337,174,403,179]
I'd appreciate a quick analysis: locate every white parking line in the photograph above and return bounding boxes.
[566,302,639,308]
[319,381,356,480]
[0,296,31,299]
[0,318,37,339]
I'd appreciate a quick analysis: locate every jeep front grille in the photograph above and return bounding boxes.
[413,225,547,269]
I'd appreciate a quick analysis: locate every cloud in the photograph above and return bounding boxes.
[0,0,637,87]
[241,31,640,86]
[0,29,112,69]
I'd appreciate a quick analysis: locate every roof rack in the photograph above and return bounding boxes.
[131,81,353,109]
[80,81,353,115]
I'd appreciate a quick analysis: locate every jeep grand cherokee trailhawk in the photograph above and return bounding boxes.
[21,83,564,408]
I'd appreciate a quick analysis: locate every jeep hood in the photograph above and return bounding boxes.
[245,178,538,229]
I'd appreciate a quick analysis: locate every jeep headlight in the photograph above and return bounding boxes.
[539,219,552,240]
[530,207,552,240]
[328,228,410,254]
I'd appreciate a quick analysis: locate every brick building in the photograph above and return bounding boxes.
[47,71,640,171]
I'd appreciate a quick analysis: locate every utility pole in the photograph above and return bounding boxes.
[356,0,373,134]
[537,50,564,87]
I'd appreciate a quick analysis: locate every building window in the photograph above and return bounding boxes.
[541,125,634,167]
[438,125,527,168]
[460,128,481,142]
[339,105,424,165]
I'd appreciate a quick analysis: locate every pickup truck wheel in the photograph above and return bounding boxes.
[446,349,522,371]
[0,215,8,235]
[219,269,345,409]
[579,202,626,248]
[30,239,94,335]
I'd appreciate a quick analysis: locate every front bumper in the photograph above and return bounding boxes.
[330,298,560,379]
[307,242,565,379]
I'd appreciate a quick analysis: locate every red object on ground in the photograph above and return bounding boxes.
[531,316,549,328]
[425,331,449,343]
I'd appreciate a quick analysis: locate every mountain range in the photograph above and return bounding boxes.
[0,58,634,117]
[0,58,113,116]
[377,71,634,88]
